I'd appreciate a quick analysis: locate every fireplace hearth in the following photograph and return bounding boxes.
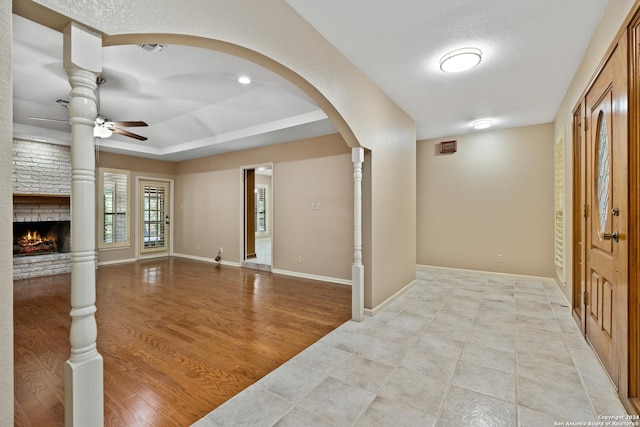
[13,221,70,257]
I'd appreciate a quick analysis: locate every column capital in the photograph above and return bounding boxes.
[352,146,364,163]
[63,22,102,74]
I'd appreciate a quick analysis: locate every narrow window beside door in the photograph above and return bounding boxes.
[554,137,565,283]
[99,168,130,248]
[255,185,268,236]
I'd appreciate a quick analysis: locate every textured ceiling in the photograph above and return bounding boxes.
[12,1,609,160]
[285,0,609,140]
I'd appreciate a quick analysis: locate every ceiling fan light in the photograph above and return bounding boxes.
[93,125,113,138]
[472,119,493,130]
[440,47,482,73]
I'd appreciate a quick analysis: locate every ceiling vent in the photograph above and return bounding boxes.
[138,43,166,54]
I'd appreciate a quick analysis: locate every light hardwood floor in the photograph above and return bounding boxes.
[13,257,351,426]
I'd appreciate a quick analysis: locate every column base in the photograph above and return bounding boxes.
[352,264,364,321]
[64,354,104,427]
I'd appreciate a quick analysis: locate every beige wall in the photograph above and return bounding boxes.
[0,0,13,422]
[553,0,636,301]
[175,134,353,281]
[368,123,417,309]
[96,152,176,264]
[417,124,555,277]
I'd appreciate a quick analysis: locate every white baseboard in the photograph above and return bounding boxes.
[364,279,417,317]
[271,269,351,286]
[416,264,554,282]
[98,258,137,266]
[172,252,241,267]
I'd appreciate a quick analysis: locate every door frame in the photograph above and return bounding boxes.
[572,20,638,413]
[135,176,175,260]
[572,100,586,329]
[239,162,274,267]
[629,8,640,413]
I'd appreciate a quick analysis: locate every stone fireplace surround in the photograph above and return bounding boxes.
[12,139,72,279]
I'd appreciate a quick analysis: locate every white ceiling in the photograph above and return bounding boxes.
[12,1,609,161]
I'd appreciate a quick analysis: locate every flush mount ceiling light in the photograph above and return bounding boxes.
[439,47,482,73]
[472,119,493,130]
[238,76,252,85]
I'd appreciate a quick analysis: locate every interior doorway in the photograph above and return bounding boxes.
[242,164,273,271]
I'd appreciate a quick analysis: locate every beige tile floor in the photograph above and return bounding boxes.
[193,266,629,426]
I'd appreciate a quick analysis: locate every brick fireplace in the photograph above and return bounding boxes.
[12,139,73,279]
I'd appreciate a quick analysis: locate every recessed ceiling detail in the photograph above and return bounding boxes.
[12,15,336,161]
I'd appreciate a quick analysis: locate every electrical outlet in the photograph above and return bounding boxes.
[498,254,504,263]
[219,247,224,253]
[297,255,303,263]
[196,244,200,250]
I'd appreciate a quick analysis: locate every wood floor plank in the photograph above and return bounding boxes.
[14,258,351,426]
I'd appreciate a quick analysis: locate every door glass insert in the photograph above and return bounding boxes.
[596,110,610,234]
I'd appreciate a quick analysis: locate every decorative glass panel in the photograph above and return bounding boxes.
[596,111,610,234]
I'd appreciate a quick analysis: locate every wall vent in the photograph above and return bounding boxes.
[138,43,166,54]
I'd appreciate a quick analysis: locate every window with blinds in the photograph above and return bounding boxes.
[554,138,565,283]
[255,185,268,235]
[100,168,130,248]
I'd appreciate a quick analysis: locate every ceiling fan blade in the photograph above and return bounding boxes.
[112,127,148,141]
[111,121,148,128]
[28,116,69,124]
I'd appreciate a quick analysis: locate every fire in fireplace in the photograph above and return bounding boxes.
[13,221,71,257]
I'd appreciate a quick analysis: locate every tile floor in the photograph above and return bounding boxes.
[254,238,272,266]
[243,238,272,272]
[193,266,629,426]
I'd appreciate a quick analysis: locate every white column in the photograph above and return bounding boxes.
[352,147,365,321]
[63,22,104,427]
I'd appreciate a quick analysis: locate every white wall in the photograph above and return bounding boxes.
[417,124,555,277]
[553,0,636,302]
[0,0,13,422]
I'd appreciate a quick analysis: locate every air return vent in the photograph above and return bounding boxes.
[138,43,166,54]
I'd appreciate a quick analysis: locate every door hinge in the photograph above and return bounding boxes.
[584,118,589,132]
[584,291,590,306]
[583,204,588,219]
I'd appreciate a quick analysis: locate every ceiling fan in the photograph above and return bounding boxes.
[28,77,148,141]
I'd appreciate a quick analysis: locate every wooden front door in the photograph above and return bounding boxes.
[584,36,629,389]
